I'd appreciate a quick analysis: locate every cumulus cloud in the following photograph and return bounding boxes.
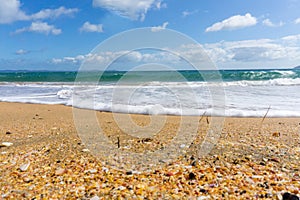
[294,18,300,24]
[0,0,78,24]
[51,34,300,69]
[79,22,103,33]
[0,0,28,23]
[92,0,164,21]
[205,13,257,32]
[15,21,62,35]
[262,19,284,27]
[204,38,300,64]
[151,21,168,32]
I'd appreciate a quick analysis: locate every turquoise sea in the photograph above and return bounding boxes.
[0,69,300,117]
[1,69,300,82]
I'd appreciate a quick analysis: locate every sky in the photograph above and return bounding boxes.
[1,0,300,71]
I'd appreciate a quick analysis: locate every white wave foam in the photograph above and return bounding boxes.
[1,80,300,117]
[152,78,300,87]
[57,89,73,99]
[271,70,296,76]
[221,78,300,87]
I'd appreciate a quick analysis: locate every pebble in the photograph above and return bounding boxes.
[23,177,33,183]
[272,132,280,137]
[197,196,210,200]
[85,169,97,174]
[55,168,66,175]
[188,172,196,180]
[19,162,30,171]
[270,157,280,163]
[117,186,126,190]
[282,192,300,200]
[0,142,13,147]
[102,167,109,172]
[90,195,100,200]
[126,171,133,175]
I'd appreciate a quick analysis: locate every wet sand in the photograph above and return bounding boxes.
[0,102,299,199]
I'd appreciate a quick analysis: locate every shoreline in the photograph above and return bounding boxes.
[3,100,300,119]
[1,102,300,199]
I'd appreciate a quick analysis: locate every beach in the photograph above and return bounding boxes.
[0,102,299,199]
[2,0,300,199]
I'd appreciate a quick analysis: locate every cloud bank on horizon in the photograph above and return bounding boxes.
[1,0,300,70]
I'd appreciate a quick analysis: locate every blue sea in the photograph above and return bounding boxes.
[1,69,300,117]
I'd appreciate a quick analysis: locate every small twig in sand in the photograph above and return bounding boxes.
[117,137,120,148]
[206,116,209,125]
[199,111,207,123]
[259,106,271,133]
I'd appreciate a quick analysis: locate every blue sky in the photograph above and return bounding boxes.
[1,0,300,70]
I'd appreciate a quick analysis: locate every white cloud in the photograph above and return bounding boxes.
[92,0,164,21]
[182,10,198,17]
[155,1,166,9]
[294,18,300,24]
[205,13,257,32]
[0,0,28,23]
[51,34,300,69]
[15,49,29,55]
[51,50,182,67]
[281,34,300,46]
[262,19,274,27]
[0,0,78,24]
[79,22,103,33]
[204,38,300,64]
[262,19,284,27]
[30,6,79,20]
[52,54,87,64]
[52,58,63,64]
[151,21,168,32]
[282,34,300,41]
[15,21,62,35]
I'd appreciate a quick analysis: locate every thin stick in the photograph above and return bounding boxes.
[117,137,120,148]
[199,111,207,123]
[262,105,271,124]
[259,106,271,133]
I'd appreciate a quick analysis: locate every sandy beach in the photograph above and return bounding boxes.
[0,102,300,199]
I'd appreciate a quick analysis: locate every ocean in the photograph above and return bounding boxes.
[1,69,300,117]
